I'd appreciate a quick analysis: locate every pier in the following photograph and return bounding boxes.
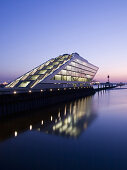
[0,83,121,117]
[94,83,119,91]
[0,86,95,117]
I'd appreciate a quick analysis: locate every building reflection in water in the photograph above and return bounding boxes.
[0,96,97,142]
[41,97,97,138]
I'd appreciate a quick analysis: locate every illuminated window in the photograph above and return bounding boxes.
[55,75,61,80]
[46,65,53,69]
[66,70,72,75]
[67,76,71,81]
[71,66,77,72]
[38,64,44,70]
[62,75,67,81]
[66,65,71,70]
[76,72,79,77]
[19,81,30,87]
[60,70,66,75]
[72,77,78,81]
[86,75,92,78]
[30,69,37,75]
[71,72,75,76]
[21,73,29,81]
[44,61,51,66]
[70,62,75,66]
[62,54,69,58]
[31,80,40,88]
[53,62,59,65]
[78,68,81,73]
[30,75,39,80]
[39,70,47,74]
[78,77,83,82]
[58,58,64,61]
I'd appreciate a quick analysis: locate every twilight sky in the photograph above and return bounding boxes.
[0,0,127,83]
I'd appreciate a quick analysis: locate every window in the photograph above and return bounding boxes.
[66,65,71,70]
[62,75,67,81]
[39,70,47,74]
[67,76,71,81]
[59,70,66,75]
[78,77,84,82]
[86,75,92,78]
[21,73,29,80]
[55,75,61,80]
[71,72,75,76]
[46,65,53,69]
[62,55,69,59]
[78,68,81,73]
[19,81,30,87]
[72,77,78,81]
[45,61,50,66]
[53,62,59,65]
[76,72,79,77]
[30,69,37,75]
[38,64,44,70]
[66,70,72,76]
[30,75,39,80]
[58,58,64,61]
[70,62,75,66]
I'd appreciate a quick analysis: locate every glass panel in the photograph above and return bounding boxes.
[38,64,44,70]
[72,77,78,81]
[44,61,51,66]
[81,73,85,77]
[21,73,29,81]
[60,70,66,75]
[46,65,53,69]
[62,75,67,81]
[52,62,59,65]
[66,70,71,75]
[78,77,84,82]
[31,80,40,88]
[79,73,82,77]
[55,75,61,80]
[18,81,30,87]
[30,69,37,75]
[67,76,71,81]
[58,58,64,61]
[86,75,92,78]
[30,75,39,80]
[62,54,69,59]
[39,70,47,74]
[71,72,75,76]
[66,65,71,70]
[75,73,79,77]
[70,62,75,66]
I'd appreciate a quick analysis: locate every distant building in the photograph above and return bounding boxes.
[0,82,8,88]
[6,53,99,90]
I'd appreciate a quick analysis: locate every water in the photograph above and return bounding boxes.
[0,87,127,170]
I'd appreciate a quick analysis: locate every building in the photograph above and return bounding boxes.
[6,53,98,90]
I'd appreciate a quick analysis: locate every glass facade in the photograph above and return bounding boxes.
[52,58,98,82]
[18,81,30,87]
[6,53,98,89]
[6,54,73,88]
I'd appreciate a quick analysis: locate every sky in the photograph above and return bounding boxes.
[0,0,127,83]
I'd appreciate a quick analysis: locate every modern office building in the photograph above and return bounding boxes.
[6,53,98,90]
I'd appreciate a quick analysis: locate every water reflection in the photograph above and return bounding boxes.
[43,98,97,138]
[0,96,97,142]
